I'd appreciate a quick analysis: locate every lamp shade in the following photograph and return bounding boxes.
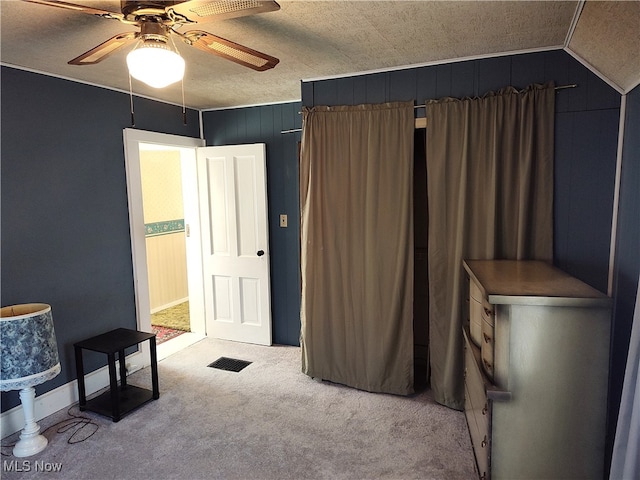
[0,303,60,391]
[126,40,185,89]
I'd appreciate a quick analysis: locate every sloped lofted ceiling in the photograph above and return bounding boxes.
[568,1,640,92]
[0,1,638,110]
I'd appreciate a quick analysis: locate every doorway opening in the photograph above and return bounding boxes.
[139,144,191,344]
[123,129,206,361]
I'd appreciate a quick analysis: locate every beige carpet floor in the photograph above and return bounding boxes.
[1,338,477,479]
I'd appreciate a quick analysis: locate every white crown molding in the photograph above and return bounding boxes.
[0,62,199,111]
[301,45,565,84]
[562,47,625,95]
[626,77,640,95]
[564,0,586,47]
[201,99,302,112]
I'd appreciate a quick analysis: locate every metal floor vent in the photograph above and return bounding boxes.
[208,357,252,373]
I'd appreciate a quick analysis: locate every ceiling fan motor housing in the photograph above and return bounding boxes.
[121,1,182,18]
[139,21,170,43]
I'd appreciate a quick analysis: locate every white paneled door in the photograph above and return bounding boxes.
[197,144,272,346]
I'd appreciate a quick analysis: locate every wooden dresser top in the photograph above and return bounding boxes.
[463,260,610,306]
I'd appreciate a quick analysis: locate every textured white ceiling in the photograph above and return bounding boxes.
[0,1,638,109]
[568,0,640,93]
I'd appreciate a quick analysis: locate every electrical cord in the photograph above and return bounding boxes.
[1,405,100,457]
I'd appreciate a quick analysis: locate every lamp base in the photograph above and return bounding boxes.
[13,432,48,458]
[12,387,48,457]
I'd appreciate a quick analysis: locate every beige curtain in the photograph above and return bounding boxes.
[300,101,415,395]
[426,83,555,409]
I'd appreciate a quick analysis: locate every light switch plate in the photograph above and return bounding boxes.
[280,214,288,228]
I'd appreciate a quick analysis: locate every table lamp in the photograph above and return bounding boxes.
[0,303,61,457]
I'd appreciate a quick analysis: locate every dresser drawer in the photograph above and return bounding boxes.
[469,281,484,346]
[465,367,490,447]
[481,300,494,326]
[481,316,495,379]
[470,297,483,346]
[465,384,490,479]
[464,331,491,479]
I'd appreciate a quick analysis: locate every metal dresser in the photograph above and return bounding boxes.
[462,260,611,480]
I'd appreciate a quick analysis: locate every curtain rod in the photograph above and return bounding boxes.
[281,84,578,133]
[555,83,578,91]
[413,83,578,109]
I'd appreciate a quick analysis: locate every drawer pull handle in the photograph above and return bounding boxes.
[482,404,488,415]
[483,308,492,316]
[483,333,491,343]
[481,435,488,448]
[483,359,492,371]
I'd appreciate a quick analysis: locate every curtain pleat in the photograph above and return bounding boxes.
[300,102,415,395]
[426,83,555,409]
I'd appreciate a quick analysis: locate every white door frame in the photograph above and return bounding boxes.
[123,129,206,349]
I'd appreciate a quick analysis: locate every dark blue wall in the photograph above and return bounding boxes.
[201,103,302,346]
[607,84,640,468]
[1,67,200,411]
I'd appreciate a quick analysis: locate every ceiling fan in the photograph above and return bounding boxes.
[23,0,281,85]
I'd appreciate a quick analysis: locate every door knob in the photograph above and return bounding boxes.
[257,250,265,256]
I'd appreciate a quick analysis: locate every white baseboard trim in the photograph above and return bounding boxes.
[1,350,147,439]
[150,297,189,314]
[156,332,205,361]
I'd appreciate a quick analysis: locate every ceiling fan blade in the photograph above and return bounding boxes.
[170,0,279,23]
[184,30,278,71]
[21,0,124,20]
[68,32,138,65]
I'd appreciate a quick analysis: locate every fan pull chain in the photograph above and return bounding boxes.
[181,77,187,125]
[128,73,135,126]
[168,33,187,126]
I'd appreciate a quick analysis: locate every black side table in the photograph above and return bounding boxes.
[74,328,159,422]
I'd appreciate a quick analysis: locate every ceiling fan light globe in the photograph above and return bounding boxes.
[126,45,185,89]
